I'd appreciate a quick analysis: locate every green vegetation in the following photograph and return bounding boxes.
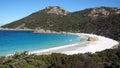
[2,7,120,40]
[1,6,120,68]
[0,45,120,68]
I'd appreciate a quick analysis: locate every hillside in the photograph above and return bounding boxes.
[1,6,120,68]
[2,6,120,40]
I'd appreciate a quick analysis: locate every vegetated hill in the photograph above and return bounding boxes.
[2,6,70,30]
[2,6,120,40]
[1,6,120,68]
[74,7,120,18]
[78,14,120,41]
[0,44,120,68]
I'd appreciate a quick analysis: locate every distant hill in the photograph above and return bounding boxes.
[74,7,120,18]
[2,6,120,40]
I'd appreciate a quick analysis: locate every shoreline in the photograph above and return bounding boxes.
[30,33,119,55]
[0,29,119,55]
[0,28,33,31]
[64,33,119,54]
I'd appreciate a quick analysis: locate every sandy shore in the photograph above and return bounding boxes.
[30,33,119,55]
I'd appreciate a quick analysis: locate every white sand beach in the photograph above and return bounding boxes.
[30,33,119,55]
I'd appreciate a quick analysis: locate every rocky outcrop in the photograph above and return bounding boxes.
[0,27,3,30]
[88,7,120,18]
[34,27,55,34]
[88,36,99,41]
[16,24,25,29]
[34,27,46,33]
[34,27,68,34]
[88,8,110,17]
[45,6,68,15]
[116,10,120,14]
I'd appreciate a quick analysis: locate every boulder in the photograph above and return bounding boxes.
[88,36,99,41]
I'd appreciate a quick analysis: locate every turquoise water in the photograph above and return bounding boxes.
[0,30,80,56]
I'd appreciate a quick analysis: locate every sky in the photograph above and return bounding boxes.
[0,0,120,26]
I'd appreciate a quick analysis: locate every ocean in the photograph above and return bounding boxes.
[0,30,80,56]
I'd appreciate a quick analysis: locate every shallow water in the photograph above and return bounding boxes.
[0,30,80,56]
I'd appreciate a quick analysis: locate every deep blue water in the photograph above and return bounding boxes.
[0,30,80,56]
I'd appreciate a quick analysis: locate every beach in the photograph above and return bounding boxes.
[30,33,119,55]
[0,29,119,55]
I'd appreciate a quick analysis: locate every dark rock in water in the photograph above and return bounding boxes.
[87,36,98,41]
